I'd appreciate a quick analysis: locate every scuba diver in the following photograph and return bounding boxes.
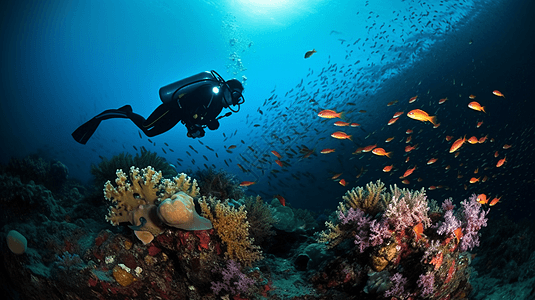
[72,70,245,144]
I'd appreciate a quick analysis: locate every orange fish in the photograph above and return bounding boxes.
[405,144,418,152]
[383,165,393,172]
[339,179,348,186]
[492,90,505,98]
[393,111,404,118]
[427,158,437,165]
[387,100,399,106]
[445,136,454,142]
[478,135,488,143]
[453,227,463,243]
[407,109,438,126]
[334,121,350,126]
[406,136,412,143]
[409,96,418,103]
[503,144,512,149]
[476,194,488,205]
[352,147,364,154]
[494,151,499,158]
[274,194,286,206]
[387,118,399,125]
[496,156,506,167]
[271,150,282,159]
[406,129,413,134]
[468,101,486,113]
[372,148,392,158]
[438,97,448,104]
[320,148,335,154]
[413,223,424,241]
[401,165,417,178]
[489,196,501,206]
[304,49,317,59]
[331,131,352,140]
[469,177,480,184]
[454,152,460,158]
[361,144,377,152]
[445,165,451,170]
[331,173,343,180]
[449,136,466,153]
[469,94,476,99]
[318,109,344,119]
[240,181,256,187]
[467,136,479,144]
[275,159,284,167]
[385,137,395,142]
[350,123,360,127]
[405,156,410,163]
[476,121,483,128]
[433,123,441,128]
[482,175,488,182]
[474,167,479,174]
[428,186,437,190]
[401,179,410,184]
[228,145,237,150]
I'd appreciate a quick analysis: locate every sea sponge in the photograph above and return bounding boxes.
[157,192,212,230]
[7,230,27,255]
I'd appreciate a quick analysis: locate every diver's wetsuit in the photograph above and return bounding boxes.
[71,78,226,144]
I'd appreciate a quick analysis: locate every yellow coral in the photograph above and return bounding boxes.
[103,166,202,242]
[199,197,262,266]
[342,179,387,216]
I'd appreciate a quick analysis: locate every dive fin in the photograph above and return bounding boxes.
[72,118,101,144]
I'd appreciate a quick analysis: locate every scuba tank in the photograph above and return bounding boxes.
[159,71,222,105]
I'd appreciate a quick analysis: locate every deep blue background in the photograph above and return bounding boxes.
[1,0,534,218]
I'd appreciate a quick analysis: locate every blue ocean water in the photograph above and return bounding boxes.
[1,0,534,218]
[2,1,535,299]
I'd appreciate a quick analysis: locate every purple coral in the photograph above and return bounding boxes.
[384,272,408,298]
[343,208,392,252]
[211,259,255,296]
[339,207,370,225]
[417,272,435,297]
[459,194,489,252]
[437,209,461,236]
[442,198,455,211]
[368,219,391,246]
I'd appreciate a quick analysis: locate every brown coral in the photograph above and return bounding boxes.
[199,197,262,266]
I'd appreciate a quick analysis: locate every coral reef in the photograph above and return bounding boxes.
[91,149,177,186]
[313,181,488,299]
[104,166,211,244]
[199,196,263,267]
[4,155,69,192]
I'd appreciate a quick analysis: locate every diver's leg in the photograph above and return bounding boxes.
[72,105,132,144]
[133,104,181,137]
